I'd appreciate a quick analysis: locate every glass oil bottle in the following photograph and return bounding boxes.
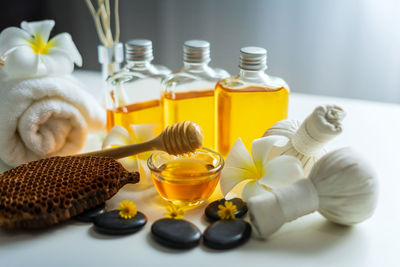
[215,46,289,156]
[106,39,171,135]
[162,40,229,149]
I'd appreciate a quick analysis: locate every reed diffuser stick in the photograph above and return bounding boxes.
[85,0,120,46]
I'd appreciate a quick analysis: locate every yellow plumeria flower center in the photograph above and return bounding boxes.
[118,200,138,219]
[254,164,265,180]
[28,34,53,55]
[217,201,238,220]
[165,204,185,220]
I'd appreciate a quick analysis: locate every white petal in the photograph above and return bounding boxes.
[225,138,257,171]
[50,33,82,66]
[117,157,139,172]
[220,167,255,196]
[251,135,289,172]
[130,123,157,160]
[219,138,258,196]
[0,27,31,56]
[40,49,74,76]
[21,20,55,42]
[3,46,39,78]
[137,159,153,186]
[102,125,132,149]
[242,180,270,201]
[130,124,157,143]
[259,155,304,188]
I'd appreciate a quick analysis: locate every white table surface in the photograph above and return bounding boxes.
[1,71,399,267]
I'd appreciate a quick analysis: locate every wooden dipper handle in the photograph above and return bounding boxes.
[80,121,203,159]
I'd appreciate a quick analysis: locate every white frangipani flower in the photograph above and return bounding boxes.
[220,136,304,201]
[0,20,82,79]
[102,124,157,186]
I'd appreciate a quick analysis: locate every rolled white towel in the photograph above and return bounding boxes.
[0,72,105,166]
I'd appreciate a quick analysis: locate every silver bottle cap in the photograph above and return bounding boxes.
[125,39,154,61]
[239,46,267,71]
[183,40,210,63]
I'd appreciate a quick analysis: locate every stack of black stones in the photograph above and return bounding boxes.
[74,198,251,250]
[74,203,148,235]
[203,198,251,249]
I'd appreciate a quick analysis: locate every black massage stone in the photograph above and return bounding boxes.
[93,210,147,235]
[151,218,202,249]
[203,219,252,250]
[74,203,105,222]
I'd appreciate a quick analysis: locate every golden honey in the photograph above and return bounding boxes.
[163,90,215,148]
[148,148,223,206]
[106,99,162,135]
[215,83,289,156]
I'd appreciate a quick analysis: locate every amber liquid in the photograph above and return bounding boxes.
[215,83,289,156]
[152,158,220,205]
[106,99,163,135]
[163,90,215,149]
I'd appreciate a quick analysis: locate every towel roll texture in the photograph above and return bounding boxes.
[0,73,105,166]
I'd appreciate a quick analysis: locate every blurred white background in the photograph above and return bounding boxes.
[1,0,399,103]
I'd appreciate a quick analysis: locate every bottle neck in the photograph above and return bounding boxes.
[239,68,270,82]
[183,61,211,72]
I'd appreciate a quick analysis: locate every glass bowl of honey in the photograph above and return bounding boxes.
[147,148,224,206]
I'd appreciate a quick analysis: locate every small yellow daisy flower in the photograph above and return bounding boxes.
[118,200,138,219]
[217,201,238,220]
[165,204,185,220]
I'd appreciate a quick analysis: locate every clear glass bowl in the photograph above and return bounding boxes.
[147,148,224,206]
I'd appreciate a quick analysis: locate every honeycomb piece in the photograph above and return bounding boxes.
[0,156,139,230]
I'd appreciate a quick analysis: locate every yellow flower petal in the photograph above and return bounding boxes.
[28,34,53,54]
[217,201,238,220]
[164,204,185,220]
[118,200,137,219]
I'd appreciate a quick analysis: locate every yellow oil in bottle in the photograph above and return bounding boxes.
[106,99,162,135]
[105,39,171,135]
[215,82,289,156]
[163,90,215,148]
[152,158,220,205]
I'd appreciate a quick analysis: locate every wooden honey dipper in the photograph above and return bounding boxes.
[80,120,204,158]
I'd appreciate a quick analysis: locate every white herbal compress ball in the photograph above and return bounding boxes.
[247,147,378,239]
[264,105,345,175]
